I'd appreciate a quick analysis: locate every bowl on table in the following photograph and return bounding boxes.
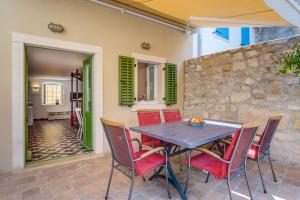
[188,118,205,127]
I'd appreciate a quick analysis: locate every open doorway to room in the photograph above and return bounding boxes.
[25,46,93,163]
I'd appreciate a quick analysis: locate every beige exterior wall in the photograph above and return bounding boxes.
[0,0,192,172]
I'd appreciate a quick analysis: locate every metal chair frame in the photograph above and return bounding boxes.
[184,124,258,200]
[249,116,282,193]
[101,118,171,200]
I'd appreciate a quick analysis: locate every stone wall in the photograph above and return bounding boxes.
[184,35,300,163]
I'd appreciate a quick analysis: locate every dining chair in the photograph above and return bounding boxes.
[247,115,283,193]
[100,118,171,200]
[74,107,83,139]
[184,123,259,200]
[137,110,162,149]
[162,109,182,122]
[162,109,185,171]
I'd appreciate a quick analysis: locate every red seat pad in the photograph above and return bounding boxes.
[184,153,227,180]
[247,145,259,159]
[134,150,165,176]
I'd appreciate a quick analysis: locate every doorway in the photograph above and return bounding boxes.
[25,47,93,162]
[11,32,103,169]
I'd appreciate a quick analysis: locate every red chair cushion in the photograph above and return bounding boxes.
[134,150,165,176]
[184,129,242,180]
[184,153,226,180]
[247,145,259,159]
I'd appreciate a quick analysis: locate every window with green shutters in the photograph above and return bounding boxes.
[119,56,135,106]
[165,63,177,105]
[118,55,177,107]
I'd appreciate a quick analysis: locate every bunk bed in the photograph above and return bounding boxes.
[70,69,83,126]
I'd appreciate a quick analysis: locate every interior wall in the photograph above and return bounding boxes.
[0,0,192,171]
[28,78,82,119]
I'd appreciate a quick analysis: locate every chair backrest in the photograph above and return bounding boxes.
[225,123,258,176]
[258,115,282,153]
[100,118,135,169]
[137,110,161,145]
[162,109,182,122]
[74,107,83,124]
[137,110,161,125]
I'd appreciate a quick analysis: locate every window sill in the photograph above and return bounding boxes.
[132,102,166,111]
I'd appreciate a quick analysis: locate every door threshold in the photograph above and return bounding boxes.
[25,152,103,170]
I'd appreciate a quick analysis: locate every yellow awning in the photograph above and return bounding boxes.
[110,0,294,27]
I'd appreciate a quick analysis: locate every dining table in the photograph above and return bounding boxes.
[130,119,241,200]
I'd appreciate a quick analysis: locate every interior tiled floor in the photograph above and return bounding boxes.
[1,154,300,200]
[28,120,89,162]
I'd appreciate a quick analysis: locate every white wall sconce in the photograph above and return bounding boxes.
[32,84,40,94]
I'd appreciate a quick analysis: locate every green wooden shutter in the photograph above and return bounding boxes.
[165,63,177,105]
[119,56,135,106]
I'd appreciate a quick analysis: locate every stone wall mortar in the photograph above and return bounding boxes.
[184,35,300,163]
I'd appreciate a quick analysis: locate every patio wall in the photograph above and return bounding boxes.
[184,35,300,163]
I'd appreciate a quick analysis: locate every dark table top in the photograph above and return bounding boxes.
[130,120,240,149]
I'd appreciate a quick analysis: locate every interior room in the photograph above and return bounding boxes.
[26,46,91,162]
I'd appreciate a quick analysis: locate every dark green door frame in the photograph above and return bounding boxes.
[24,46,32,161]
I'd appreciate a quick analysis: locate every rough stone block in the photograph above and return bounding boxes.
[247,57,259,67]
[291,111,300,131]
[244,78,255,86]
[231,92,251,103]
[223,64,231,72]
[232,61,246,71]
[275,131,294,142]
[195,65,202,71]
[292,145,300,155]
[252,89,265,99]
[288,103,300,111]
[292,85,300,97]
[246,50,259,57]
[232,52,243,61]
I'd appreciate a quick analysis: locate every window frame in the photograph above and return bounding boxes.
[132,53,166,111]
[215,28,230,40]
[41,82,64,106]
[241,27,250,46]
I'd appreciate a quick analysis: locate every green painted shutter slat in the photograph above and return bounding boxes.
[165,63,177,105]
[119,56,135,106]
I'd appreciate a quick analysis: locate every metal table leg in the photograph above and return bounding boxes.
[149,161,188,200]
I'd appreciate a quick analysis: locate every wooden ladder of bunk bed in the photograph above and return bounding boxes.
[70,69,83,126]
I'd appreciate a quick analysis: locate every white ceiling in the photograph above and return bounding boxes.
[27,47,90,78]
